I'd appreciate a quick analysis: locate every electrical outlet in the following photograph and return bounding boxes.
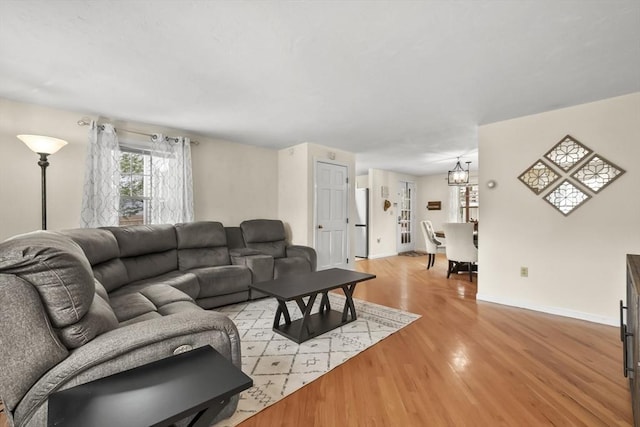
[520,266,528,277]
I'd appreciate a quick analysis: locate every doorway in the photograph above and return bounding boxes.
[315,161,349,270]
[397,180,415,253]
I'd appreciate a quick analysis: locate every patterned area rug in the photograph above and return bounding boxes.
[214,294,420,426]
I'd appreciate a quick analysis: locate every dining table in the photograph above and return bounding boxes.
[435,229,479,246]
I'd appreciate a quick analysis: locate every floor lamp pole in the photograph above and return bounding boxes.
[17,134,68,231]
[38,153,49,230]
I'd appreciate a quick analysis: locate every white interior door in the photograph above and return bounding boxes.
[397,181,415,253]
[315,161,349,270]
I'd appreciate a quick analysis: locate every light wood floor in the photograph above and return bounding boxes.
[1,254,631,426]
[238,254,632,426]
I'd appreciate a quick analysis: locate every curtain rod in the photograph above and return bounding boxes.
[76,118,199,145]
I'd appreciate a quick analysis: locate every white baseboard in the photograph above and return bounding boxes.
[476,293,618,326]
[368,252,399,260]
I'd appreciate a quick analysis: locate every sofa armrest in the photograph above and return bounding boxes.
[287,245,317,271]
[14,310,241,427]
[229,247,264,258]
[231,251,274,284]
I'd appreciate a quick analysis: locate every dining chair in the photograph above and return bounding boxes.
[442,222,478,282]
[420,220,445,270]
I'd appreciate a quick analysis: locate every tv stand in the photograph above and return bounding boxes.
[622,254,640,425]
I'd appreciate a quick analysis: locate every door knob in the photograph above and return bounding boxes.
[318,225,323,229]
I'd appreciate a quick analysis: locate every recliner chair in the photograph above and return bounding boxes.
[239,219,317,279]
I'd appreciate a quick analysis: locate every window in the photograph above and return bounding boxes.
[81,125,193,228]
[119,150,152,225]
[459,185,479,223]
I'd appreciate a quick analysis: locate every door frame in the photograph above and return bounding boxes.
[313,158,350,269]
[396,180,416,253]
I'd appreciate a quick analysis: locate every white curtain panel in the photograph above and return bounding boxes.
[149,134,194,224]
[80,121,121,227]
[447,185,462,223]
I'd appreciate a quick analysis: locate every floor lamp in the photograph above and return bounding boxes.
[17,135,68,230]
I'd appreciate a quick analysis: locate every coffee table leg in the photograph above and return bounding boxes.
[295,294,318,339]
[341,283,358,322]
[319,291,331,313]
[274,299,291,329]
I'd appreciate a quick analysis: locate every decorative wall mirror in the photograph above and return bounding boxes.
[572,154,626,193]
[544,180,591,216]
[518,160,560,195]
[544,135,592,172]
[518,134,625,216]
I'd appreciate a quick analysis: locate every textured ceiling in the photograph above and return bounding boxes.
[1,1,639,175]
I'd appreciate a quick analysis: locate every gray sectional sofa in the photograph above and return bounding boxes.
[0,219,316,427]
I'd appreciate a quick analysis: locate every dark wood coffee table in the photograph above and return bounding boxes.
[250,268,376,343]
[47,345,252,427]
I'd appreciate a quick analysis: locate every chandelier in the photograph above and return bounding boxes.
[448,158,470,186]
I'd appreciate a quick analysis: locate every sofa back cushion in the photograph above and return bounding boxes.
[176,221,231,269]
[57,292,119,348]
[240,219,287,258]
[102,224,178,282]
[224,226,245,250]
[0,232,98,328]
[61,228,128,292]
[0,231,119,348]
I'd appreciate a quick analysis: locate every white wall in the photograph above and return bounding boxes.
[356,174,368,188]
[368,168,419,258]
[478,92,640,325]
[278,143,310,244]
[0,97,279,241]
[278,142,357,265]
[1,98,90,239]
[192,133,278,226]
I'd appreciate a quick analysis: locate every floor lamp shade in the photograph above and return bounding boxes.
[17,134,68,230]
[17,134,68,155]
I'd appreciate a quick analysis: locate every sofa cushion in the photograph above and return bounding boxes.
[189,265,251,297]
[118,311,161,327]
[103,224,177,257]
[246,240,286,259]
[240,219,287,258]
[274,257,312,278]
[109,292,157,323]
[231,253,274,284]
[178,247,231,270]
[0,231,96,328]
[240,219,286,242]
[176,221,230,269]
[62,228,129,292]
[57,293,119,349]
[0,274,69,411]
[109,284,198,324]
[110,271,200,300]
[91,258,129,292]
[120,249,179,282]
[176,221,226,248]
[196,292,250,309]
[93,279,110,302]
[60,228,120,265]
[102,224,180,285]
[224,226,245,250]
